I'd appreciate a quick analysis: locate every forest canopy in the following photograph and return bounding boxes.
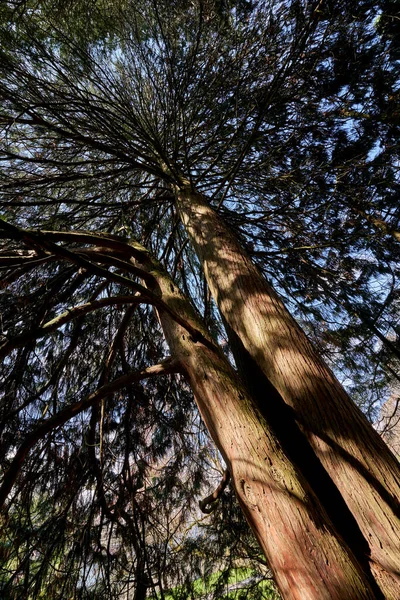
[0,1,399,599]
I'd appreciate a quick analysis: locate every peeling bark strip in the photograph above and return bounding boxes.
[175,183,400,599]
[136,247,377,600]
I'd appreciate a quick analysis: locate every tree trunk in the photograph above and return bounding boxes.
[133,243,378,600]
[175,183,400,599]
[133,559,148,600]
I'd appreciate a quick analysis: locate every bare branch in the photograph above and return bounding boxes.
[199,469,231,514]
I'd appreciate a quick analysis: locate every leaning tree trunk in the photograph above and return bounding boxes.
[175,182,400,599]
[132,242,379,600]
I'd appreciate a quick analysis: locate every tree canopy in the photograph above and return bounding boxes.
[0,1,399,598]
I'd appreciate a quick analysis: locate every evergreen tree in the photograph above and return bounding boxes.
[0,1,399,598]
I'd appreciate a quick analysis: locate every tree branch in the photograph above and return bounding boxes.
[0,295,144,360]
[0,220,216,350]
[0,357,182,509]
[199,469,231,514]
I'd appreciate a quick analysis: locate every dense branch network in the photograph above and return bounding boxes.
[0,1,399,598]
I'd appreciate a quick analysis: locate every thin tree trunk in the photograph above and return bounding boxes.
[133,558,148,600]
[134,243,378,600]
[175,183,400,599]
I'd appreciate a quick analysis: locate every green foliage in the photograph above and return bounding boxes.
[157,567,279,599]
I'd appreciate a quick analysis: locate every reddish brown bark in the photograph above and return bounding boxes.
[136,247,378,600]
[175,183,400,599]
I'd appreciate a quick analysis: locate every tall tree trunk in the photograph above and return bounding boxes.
[133,242,379,600]
[175,183,400,599]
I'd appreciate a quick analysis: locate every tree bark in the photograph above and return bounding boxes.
[175,183,400,599]
[134,244,378,600]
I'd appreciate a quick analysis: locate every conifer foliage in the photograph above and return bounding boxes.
[0,1,399,598]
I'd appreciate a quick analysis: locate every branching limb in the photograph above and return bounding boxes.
[199,469,231,514]
[0,295,144,360]
[0,220,215,350]
[0,357,182,509]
